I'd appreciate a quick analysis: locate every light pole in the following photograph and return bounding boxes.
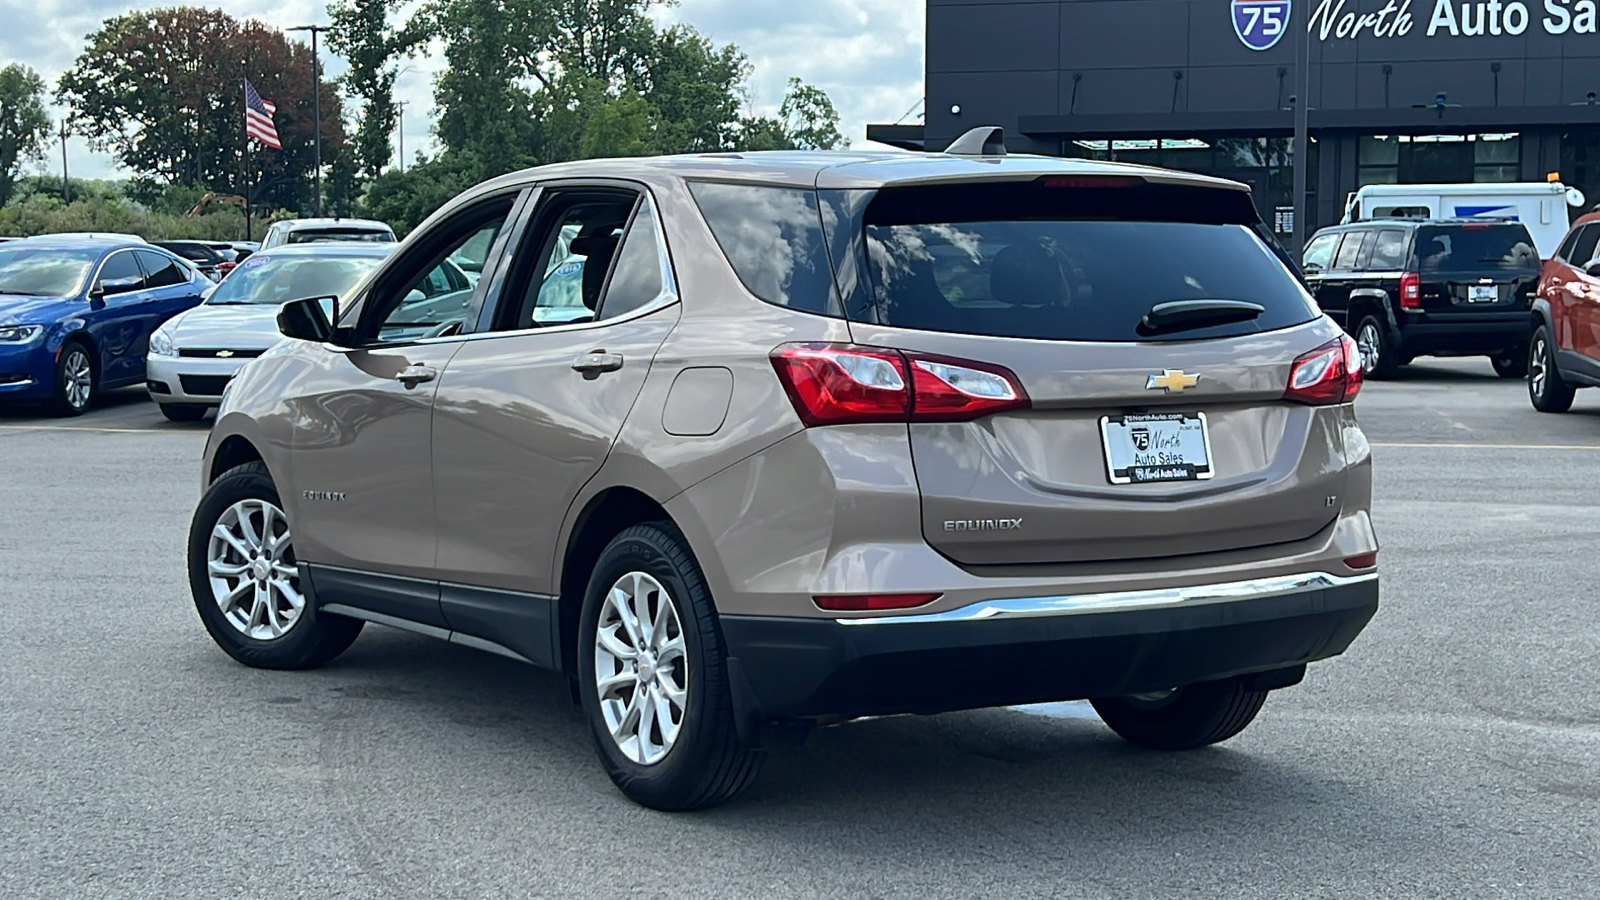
[396,101,406,173]
[1291,16,1312,255]
[288,24,331,217]
[58,120,70,204]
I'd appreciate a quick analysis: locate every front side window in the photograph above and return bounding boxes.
[1302,233,1339,272]
[96,251,146,295]
[368,202,512,339]
[1567,223,1600,268]
[688,182,839,315]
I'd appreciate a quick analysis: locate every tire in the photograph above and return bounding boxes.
[1354,315,1401,379]
[188,461,362,670]
[1529,325,1577,413]
[160,403,208,422]
[577,521,762,810]
[1091,676,1269,751]
[44,340,95,417]
[1490,348,1528,378]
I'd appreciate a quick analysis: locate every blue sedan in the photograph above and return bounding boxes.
[0,238,209,415]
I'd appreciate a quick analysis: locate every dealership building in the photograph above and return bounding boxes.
[869,0,1600,238]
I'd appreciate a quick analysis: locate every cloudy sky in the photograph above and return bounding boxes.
[2,0,926,181]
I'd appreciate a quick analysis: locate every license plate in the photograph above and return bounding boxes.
[1468,285,1498,303]
[1100,412,1215,485]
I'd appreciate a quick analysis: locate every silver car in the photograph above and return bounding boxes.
[146,244,395,420]
[189,132,1379,810]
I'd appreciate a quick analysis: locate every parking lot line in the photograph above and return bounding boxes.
[1371,441,1600,451]
[0,425,193,435]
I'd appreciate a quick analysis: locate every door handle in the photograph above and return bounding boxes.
[395,364,438,388]
[571,350,624,375]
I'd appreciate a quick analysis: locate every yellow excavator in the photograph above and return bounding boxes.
[186,192,247,217]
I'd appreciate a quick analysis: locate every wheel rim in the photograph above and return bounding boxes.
[1356,323,1381,375]
[63,349,92,409]
[207,499,303,641]
[593,571,689,766]
[1530,336,1548,397]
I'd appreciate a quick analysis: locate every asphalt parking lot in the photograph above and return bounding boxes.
[2,361,1597,899]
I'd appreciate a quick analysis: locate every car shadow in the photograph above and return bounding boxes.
[0,386,211,427]
[195,625,1415,847]
[1382,360,1505,383]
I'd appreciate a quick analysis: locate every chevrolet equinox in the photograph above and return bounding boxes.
[189,130,1380,810]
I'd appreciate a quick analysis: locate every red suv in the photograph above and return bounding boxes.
[1531,210,1600,411]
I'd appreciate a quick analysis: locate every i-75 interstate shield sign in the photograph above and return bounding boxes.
[1233,0,1290,50]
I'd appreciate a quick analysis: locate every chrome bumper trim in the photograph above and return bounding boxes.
[835,571,1377,626]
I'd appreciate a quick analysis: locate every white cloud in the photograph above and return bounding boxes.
[4,0,924,181]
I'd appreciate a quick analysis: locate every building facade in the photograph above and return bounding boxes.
[868,0,1600,242]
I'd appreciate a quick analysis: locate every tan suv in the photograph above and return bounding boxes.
[189,132,1380,810]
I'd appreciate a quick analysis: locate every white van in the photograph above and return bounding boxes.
[1341,182,1584,258]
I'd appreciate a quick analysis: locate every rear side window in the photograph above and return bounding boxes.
[853,181,1317,343]
[1333,232,1367,270]
[1412,224,1539,272]
[1369,230,1409,270]
[687,182,840,315]
[135,250,188,287]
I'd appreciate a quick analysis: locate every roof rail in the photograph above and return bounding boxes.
[944,126,1006,157]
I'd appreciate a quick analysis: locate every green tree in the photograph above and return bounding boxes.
[327,0,425,179]
[56,8,349,214]
[0,64,51,208]
[778,77,846,151]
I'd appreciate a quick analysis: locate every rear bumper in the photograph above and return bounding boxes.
[1397,311,1532,355]
[721,571,1378,722]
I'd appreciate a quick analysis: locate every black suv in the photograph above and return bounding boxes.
[152,240,225,281]
[1302,219,1540,378]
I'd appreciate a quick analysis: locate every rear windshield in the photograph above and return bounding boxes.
[287,228,394,244]
[857,181,1317,342]
[1412,224,1538,272]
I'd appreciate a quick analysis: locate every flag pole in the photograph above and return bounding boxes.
[243,80,253,243]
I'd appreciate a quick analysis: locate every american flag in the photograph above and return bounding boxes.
[243,79,281,150]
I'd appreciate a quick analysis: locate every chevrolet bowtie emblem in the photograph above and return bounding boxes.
[1146,369,1199,393]
[215,349,234,358]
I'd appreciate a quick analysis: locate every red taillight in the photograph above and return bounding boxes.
[1399,272,1421,309]
[814,593,941,611]
[771,343,1029,425]
[1285,335,1363,405]
[1344,552,1378,570]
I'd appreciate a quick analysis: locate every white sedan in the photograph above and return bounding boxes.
[145,243,397,421]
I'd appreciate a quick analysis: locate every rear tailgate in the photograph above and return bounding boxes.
[1412,223,1540,313]
[831,177,1355,566]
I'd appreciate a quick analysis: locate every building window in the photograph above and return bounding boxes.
[1358,134,1520,187]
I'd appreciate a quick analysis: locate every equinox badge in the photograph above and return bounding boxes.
[1146,369,1200,393]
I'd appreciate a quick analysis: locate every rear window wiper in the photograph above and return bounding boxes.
[1137,299,1265,338]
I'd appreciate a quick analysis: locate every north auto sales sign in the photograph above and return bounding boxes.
[1233,0,1600,49]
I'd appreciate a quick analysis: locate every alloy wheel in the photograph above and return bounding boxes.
[1530,335,1549,397]
[1355,323,1381,376]
[62,348,92,410]
[593,571,690,766]
[206,499,303,640]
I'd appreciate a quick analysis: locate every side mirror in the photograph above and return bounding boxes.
[278,295,339,343]
[1303,261,1324,274]
[1585,260,1600,278]
[89,285,106,301]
